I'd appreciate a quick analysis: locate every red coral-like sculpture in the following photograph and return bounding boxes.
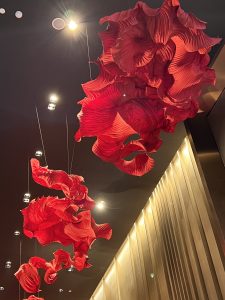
[75,0,221,176]
[15,159,112,296]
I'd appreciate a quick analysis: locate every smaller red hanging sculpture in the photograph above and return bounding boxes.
[75,0,221,176]
[15,159,112,297]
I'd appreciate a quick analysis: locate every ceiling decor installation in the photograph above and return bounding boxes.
[75,0,221,176]
[14,159,112,299]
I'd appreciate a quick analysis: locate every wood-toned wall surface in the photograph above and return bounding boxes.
[90,137,225,300]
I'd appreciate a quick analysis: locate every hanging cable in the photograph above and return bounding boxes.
[35,106,48,166]
[18,239,22,300]
[66,115,70,174]
[70,141,75,174]
[27,158,30,193]
[85,25,93,80]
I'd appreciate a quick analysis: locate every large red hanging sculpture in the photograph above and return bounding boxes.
[75,0,221,176]
[15,159,112,297]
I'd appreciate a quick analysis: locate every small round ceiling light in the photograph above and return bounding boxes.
[68,20,78,31]
[150,272,155,278]
[14,230,20,236]
[67,266,74,272]
[0,286,4,291]
[0,8,5,14]
[5,261,12,269]
[48,103,56,111]
[52,18,66,30]
[59,288,63,293]
[68,289,72,293]
[96,200,105,211]
[15,11,23,19]
[35,150,43,157]
[23,193,31,203]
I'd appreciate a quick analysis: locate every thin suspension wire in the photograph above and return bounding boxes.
[70,141,75,174]
[27,158,30,193]
[66,115,70,174]
[18,239,22,300]
[85,25,93,80]
[35,106,48,166]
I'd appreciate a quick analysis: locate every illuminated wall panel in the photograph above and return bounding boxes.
[91,137,225,300]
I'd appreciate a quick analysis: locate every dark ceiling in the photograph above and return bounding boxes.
[0,0,224,299]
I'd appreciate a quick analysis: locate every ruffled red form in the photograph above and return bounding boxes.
[15,159,112,296]
[24,296,44,300]
[75,0,221,176]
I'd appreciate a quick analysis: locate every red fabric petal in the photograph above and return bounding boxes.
[24,296,44,300]
[29,257,47,270]
[91,219,112,240]
[31,159,90,205]
[15,263,40,294]
[44,268,58,285]
[53,249,72,270]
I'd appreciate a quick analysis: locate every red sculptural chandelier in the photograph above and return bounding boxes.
[76,0,221,176]
[15,159,112,298]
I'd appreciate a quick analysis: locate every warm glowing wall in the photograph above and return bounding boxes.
[90,137,225,300]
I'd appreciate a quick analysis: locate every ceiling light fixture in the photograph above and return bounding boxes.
[68,290,72,293]
[0,8,5,14]
[68,20,78,31]
[67,266,74,272]
[52,18,66,30]
[23,193,31,203]
[15,11,23,19]
[35,150,43,157]
[59,288,63,293]
[49,94,59,103]
[96,200,105,210]
[5,261,12,269]
[0,287,4,291]
[14,230,20,236]
[48,103,56,111]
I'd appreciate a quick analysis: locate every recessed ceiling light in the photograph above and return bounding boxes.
[52,18,66,30]
[59,288,63,293]
[68,20,78,31]
[96,200,105,210]
[67,266,74,272]
[14,230,20,236]
[150,273,155,278]
[5,261,12,269]
[68,289,72,293]
[15,11,23,19]
[35,150,43,157]
[23,193,31,203]
[0,8,5,14]
[48,103,56,111]
[0,286,4,291]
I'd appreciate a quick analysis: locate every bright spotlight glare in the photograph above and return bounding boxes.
[49,94,58,103]
[96,201,105,210]
[68,20,78,31]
